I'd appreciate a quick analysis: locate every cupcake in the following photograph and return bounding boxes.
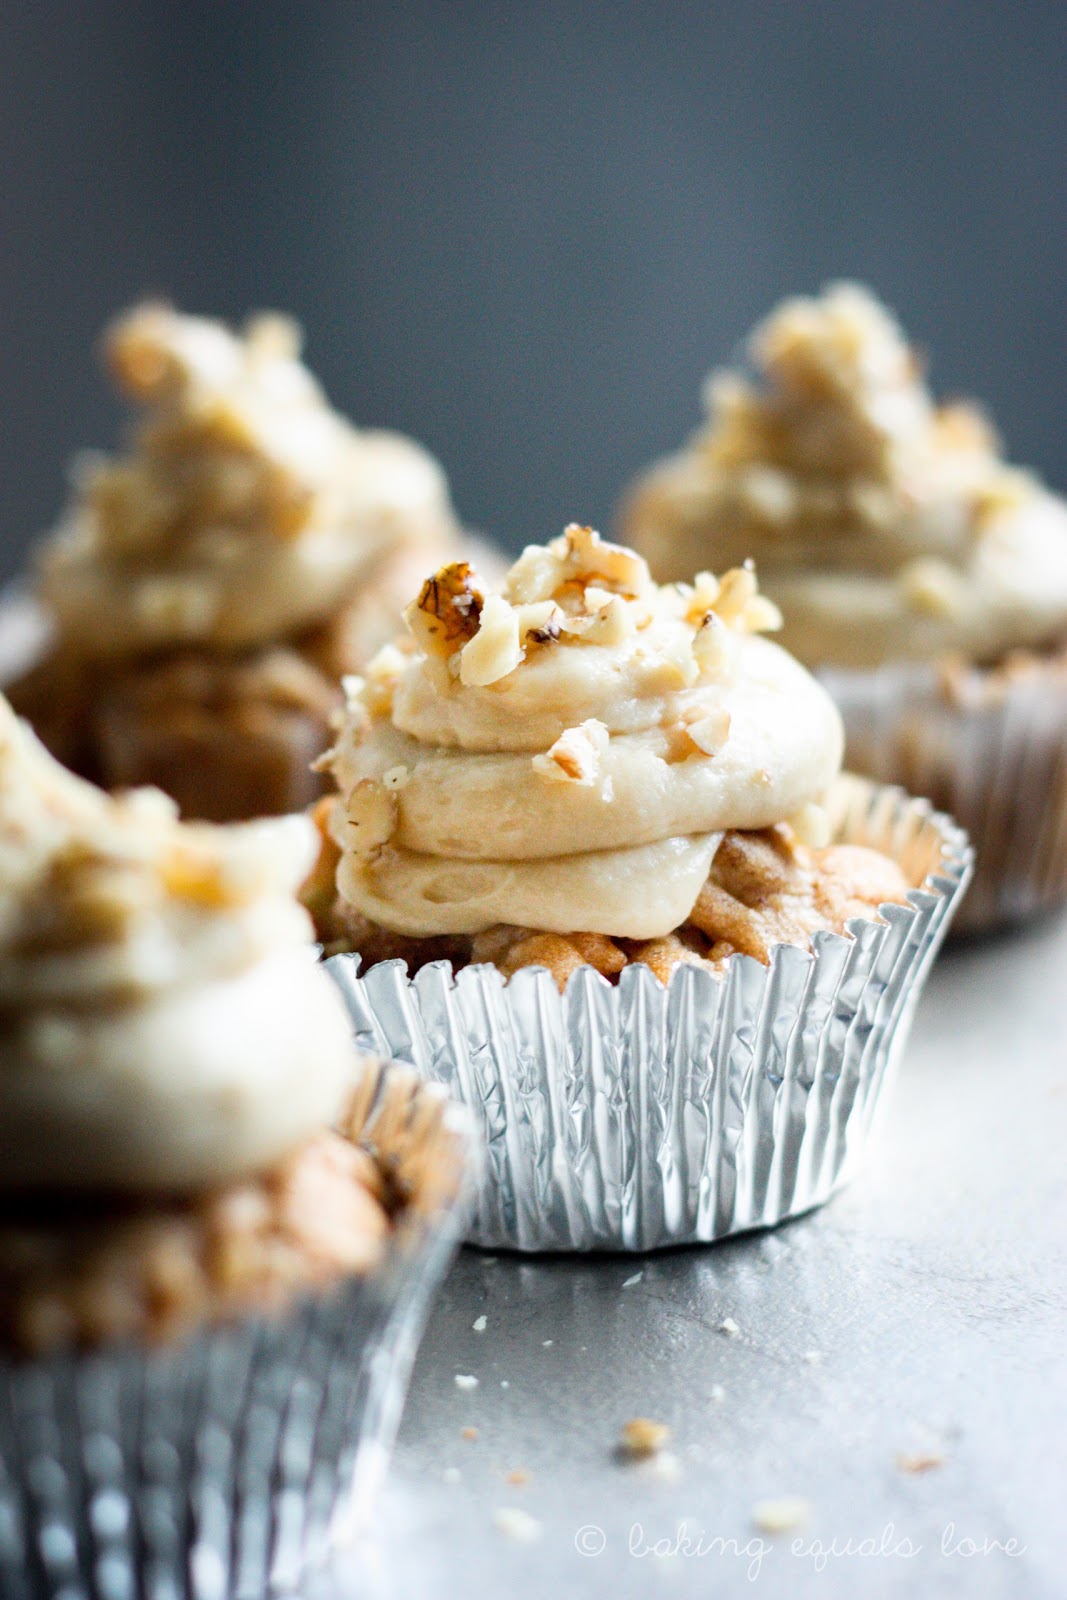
[0,697,472,1588]
[621,282,1067,931]
[5,303,470,822]
[314,526,970,1250]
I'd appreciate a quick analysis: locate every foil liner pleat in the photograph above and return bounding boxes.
[325,778,971,1253]
[0,1064,474,1600]
[820,657,1067,934]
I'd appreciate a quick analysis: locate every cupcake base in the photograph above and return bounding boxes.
[325,778,971,1253]
[820,650,1067,934]
[0,1064,473,1598]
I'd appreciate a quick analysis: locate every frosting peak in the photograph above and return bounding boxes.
[323,528,842,940]
[623,283,1067,667]
[38,303,460,656]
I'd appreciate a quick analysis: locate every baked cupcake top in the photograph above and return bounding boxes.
[622,283,1067,668]
[322,525,843,940]
[37,304,460,656]
[0,696,356,1192]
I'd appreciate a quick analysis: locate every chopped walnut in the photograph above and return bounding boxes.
[359,643,410,717]
[531,720,609,785]
[708,563,783,633]
[680,706,732,757]
[505,523,653,607]
[619,1418,671,1459]
[343,778,397,855]
[459,593,524,687]
[405,562,485,665]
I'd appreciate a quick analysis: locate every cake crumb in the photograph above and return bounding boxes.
[719,1317,741,1337]
[896,1450,945,1474]
[504,1468,531,1486]
[472,1314,487,1332]
[454,1374,479,1391]
[619,1418,671,1459]
[493,1507,542,1543]
[622,1271,643,1289]
[461,1427,479,1442]
[753,1497,812,1535]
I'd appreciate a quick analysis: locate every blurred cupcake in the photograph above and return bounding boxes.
[0,697,472,1588]
[314,527,969,1250]
[6,303,471,821]
[621,283,1067,931]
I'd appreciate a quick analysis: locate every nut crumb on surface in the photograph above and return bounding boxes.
[710,1384,726,1402]
[619,1418,671,1459]
[622,1271,643,1289]
[802,1349,823,1365]
[719,1316,741,1337]
[753,1497,812,1535]
[492,1507,542,1543]
[472,1314,487,1332]
[896,1450,945,1474]
[442,1467,462,1485]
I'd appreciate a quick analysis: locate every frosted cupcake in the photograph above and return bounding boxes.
[6,304,466,821]
[622,283,1067,931]
[0,697,472,1585]
[314,527,970,1250]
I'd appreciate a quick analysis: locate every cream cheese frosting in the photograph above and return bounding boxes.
[0,697,356,1191]
[622,283,1067,669]
[323,526,843,939]
[37,304,461,656]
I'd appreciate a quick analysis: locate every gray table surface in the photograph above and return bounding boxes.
[333,909,1067,1600]
[4,605,1063,1600]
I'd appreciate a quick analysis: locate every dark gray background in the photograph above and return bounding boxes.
[0,0,1063,577]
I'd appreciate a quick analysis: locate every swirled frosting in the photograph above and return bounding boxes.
[0,696,356,1192]
[622,283,1067,668]
[37,304,460,656]
[323,526,843,940]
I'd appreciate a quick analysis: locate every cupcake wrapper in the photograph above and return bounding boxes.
[820,659,1067,934]
[0,1065,474,1600]
[325,778,971,1253]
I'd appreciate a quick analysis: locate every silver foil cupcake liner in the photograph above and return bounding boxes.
[820,656,1067,934]
[0,1063,474,1600]
[325,778,971,1253]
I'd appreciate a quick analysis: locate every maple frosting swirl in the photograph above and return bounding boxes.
[37,303,460,656]
[324,526,843,940]
[622,283,1067,669]
[0,698,356,1192]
